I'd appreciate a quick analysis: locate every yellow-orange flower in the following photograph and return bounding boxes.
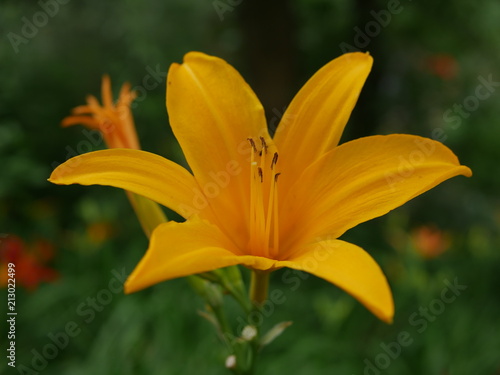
[62,75,140,150]
[61,75,166,237]
[411,225,451,259]
[49,52,472,322]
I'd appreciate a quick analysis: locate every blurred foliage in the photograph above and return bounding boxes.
[1,0,499,374]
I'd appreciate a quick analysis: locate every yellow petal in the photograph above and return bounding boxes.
[167,52,273,247]
[125,218,277,293]
[281,135,472,251]
[273,52,372,189]
[49,149,202,219]
[280,239,394,323]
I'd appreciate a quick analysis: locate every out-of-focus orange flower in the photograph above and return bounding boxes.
[87,221,115,245]
[411,225,451,259]
[61,75,167,237]
[0,235,58,291]
[62,75,140,149]
[425,54,459,80]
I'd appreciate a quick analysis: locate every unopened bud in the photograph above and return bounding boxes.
[225,354,236,369]
[241,325,258,341]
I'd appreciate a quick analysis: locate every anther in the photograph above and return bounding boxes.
[274,173,281,183]
[258,167,263,183]
[271,152,279,169]
[260,136,268,154]
[247,138,257,152]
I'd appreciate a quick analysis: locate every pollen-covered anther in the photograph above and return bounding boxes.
[247,137,257,152]
[247,137,281,258]
[271,152,279,170]
[260,136,268,155]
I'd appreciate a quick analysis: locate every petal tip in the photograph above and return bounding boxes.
[124,280,137,294]
[60,118,72,127]
[383,315,394,325]
[463,166,473,178]
[372,300,394,324]
[47,172,59,184]
[48,165,67,184]
[369,295,394,324]
[341,51,374,66]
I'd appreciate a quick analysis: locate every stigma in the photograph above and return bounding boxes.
[247,137,280,258]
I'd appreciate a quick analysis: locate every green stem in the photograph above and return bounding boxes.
[241,270,270,375]
[210,302,233,349]
[249,270,270,307]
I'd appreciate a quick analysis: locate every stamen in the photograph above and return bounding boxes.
[247,138,257,152]
[273,173,280,257]
[249,139,257,251]
[259,142,266,177]
[260,136,268,154]
[271,152,279,170]
[255,167,265,251]
[246,137,281,258]
[265,171,276,254]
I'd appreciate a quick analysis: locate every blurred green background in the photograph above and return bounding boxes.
[1,0,499,374]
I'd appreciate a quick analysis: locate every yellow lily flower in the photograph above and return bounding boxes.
[49,52,471,323]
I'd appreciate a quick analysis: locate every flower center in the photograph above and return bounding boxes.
[247,137,280,258]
